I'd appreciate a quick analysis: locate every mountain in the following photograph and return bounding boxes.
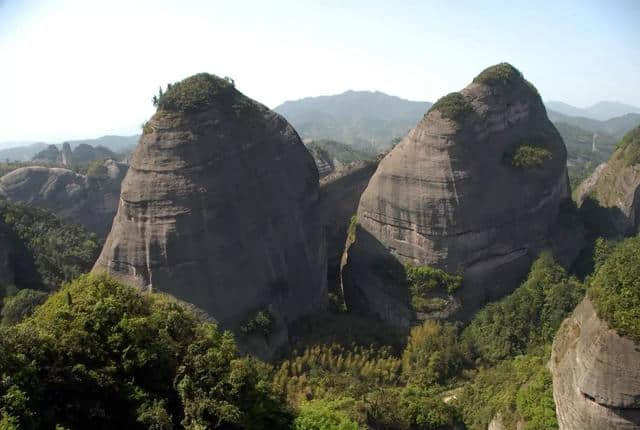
[0,142,48,162]
[305,139,374,177]
[552,236,640,429]
[0,159,128,238]
[275,90,432,153]
[93,73,327,358]
[0,135,138,162]
[574,126,640,236]
[548,110,640,140]
[546,100,640,121]
[341,63,578,327]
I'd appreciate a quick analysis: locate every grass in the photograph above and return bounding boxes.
[428,92,474,122]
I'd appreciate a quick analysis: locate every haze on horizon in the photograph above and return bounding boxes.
[1,0,639,143]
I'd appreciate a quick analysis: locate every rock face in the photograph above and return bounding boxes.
[0,217,15,287]
[341,64,572,326]
[93,73,327,354]
[551,297,640,429]
[575,126,640,235]
[318,159,379,290]
[0,159,127,237]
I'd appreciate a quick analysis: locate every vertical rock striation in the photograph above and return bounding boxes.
[93,74,327,354]
[342,63,574,326]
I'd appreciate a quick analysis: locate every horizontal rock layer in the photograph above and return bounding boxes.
[93,75,327,357]
[342,64,574,325]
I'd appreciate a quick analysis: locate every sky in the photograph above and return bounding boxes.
[0,0,639,143]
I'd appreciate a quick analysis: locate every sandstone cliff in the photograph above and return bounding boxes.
[92,73,327,356]
[551,297,640,429]
[341,63,574,326]
[318,159,379,291]
[575,126,640,235]
[0,159,127,238]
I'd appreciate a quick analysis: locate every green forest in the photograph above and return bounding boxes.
[1,195,637,429]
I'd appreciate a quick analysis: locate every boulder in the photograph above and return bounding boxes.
[341,63,575,326]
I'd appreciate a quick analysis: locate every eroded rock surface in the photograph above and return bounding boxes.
[551,297,640,429]
[93,74,327,356]
[0,159,127,237]
[342,63,575,326]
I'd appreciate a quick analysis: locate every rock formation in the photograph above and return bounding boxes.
[551,297,640,429]
[0,217,14,287]
[61,142,73,167]
[92,73,327,356]
[0,159,127,237]
[318,159,379,290]
[341,63,574,326]
[575,126,640,235]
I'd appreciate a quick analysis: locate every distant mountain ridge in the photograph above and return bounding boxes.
[275,90,432,152]
[546,100,640,121]
[0,135,139,162]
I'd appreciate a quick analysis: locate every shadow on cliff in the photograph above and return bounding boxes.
[570,196,632,279]
[341,226,414,328]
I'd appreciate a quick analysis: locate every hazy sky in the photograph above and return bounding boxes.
[1,0,639,142]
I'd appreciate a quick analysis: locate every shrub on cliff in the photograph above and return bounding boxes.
[0,274,292,429]
[589,235,640,341]
[156,73,236,113]
[428,92,474,121]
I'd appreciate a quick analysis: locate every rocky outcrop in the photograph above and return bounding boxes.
[61,142,73,167]
[551,297,640,429]
[341,63,574,326]
[319,160,379,290]
[92,73,327,357]
[0,159,127,237]
[575,126,640,235]
[0,217,14,287]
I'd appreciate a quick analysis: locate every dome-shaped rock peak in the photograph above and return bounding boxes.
[93,73,327,354]
[341,63,575,326]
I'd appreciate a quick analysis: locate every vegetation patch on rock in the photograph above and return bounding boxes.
[154,73,237,113]
[473,62,539,95]
[506,144,552,168]
[240,308,274,337]
[428,92,474,121]
[405,264,462,312]
[615,125,640,166]
[589,235,640,341]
